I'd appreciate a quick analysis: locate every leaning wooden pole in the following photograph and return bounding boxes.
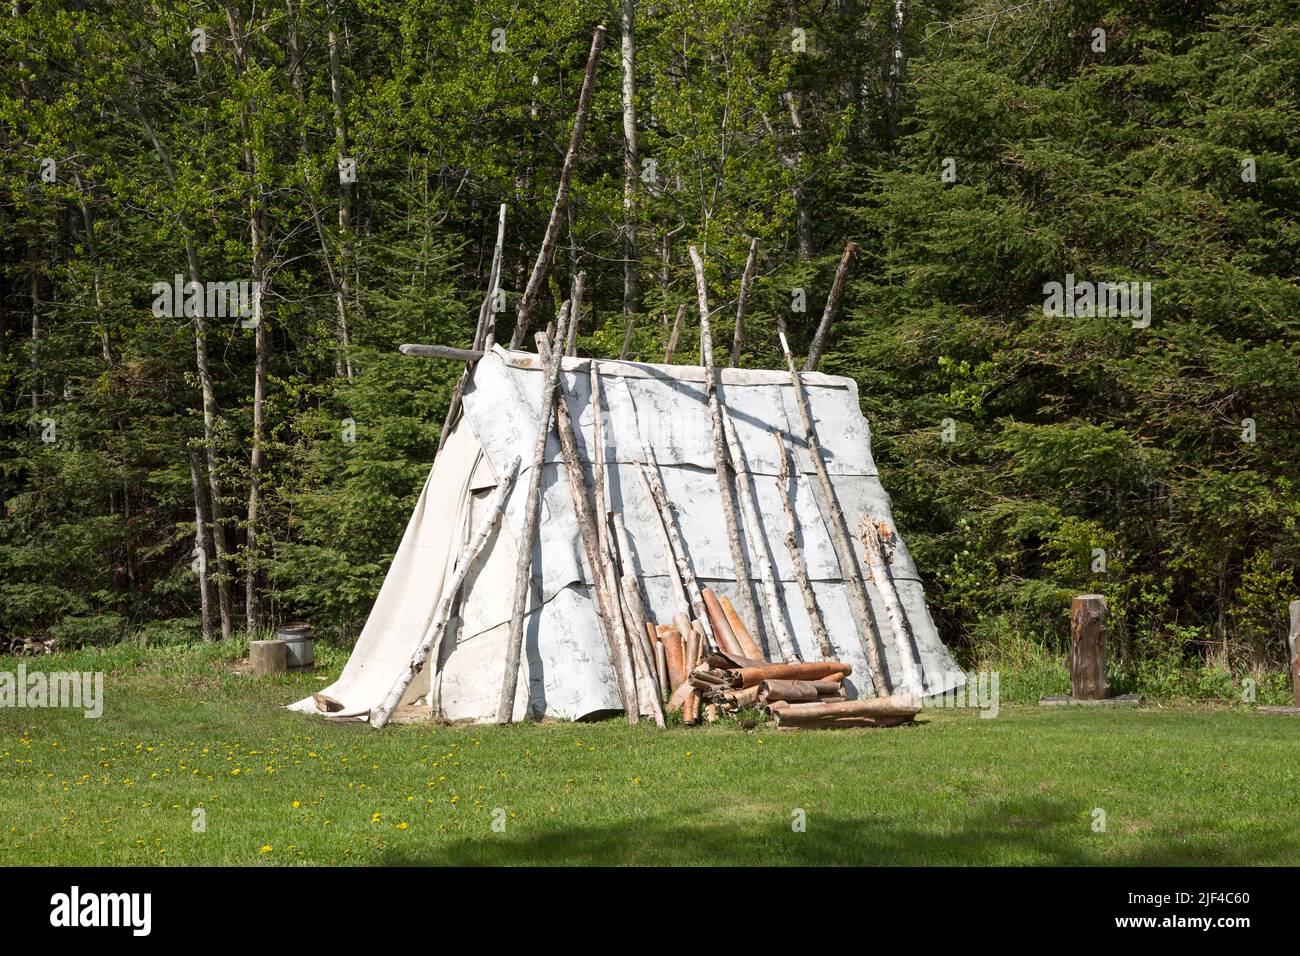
[730,237,760,368]
[663,303,686,363]
[564,270,586,356]
[588,362,641,717]
[537,337,637,716]
[721,406,798,662]
[511,25,606,347]
[776,432,833,659]
[688,245,762,640]
[803,241,856,373]
[372,455,521,728]
[859,516,924,694]
[777,321,890,695]
[438,204,507,454]
[498,302,573,724]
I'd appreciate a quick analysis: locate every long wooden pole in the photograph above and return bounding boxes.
[777,321,890,695]
[373,455,521,728]
[537,338,637,716]
[632,462,692,620]
[688,245,762,639]
[720,405,798,662]
[498,302,573,723]
[589,362,641,718]
[803,241,856,373]
[437,204,507,454]
[776,432,833,659]
[609,514,666,726]
[512,26,607,347]
[859,516,924,694]
[730,237,760,367]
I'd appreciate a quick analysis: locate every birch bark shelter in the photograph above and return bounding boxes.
[295,336,963,724]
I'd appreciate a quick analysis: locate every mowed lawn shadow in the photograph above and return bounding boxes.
[379,797,1298,867]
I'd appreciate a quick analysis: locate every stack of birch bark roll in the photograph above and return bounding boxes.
[649,585,921,729]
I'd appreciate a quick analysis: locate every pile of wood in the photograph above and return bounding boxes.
[680,650,920,729]
[0,635,57,656]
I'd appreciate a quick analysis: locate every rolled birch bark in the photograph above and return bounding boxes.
[701,588,743,658]
[720,595,766,663]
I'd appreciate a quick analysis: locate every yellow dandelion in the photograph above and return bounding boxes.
[259,845,273,853]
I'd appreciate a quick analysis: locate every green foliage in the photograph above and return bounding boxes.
[0,0,1295,696]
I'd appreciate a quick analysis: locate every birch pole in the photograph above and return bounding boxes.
[565,270,586,356]
[730,237,760,367]
[721,407,798,663]
[372,456,521,729]
[776,432,833,659]
[688,245,762,641]
[536,338,636,716]
[438,204,507,456]
[619,0,640,320]
[512,26,606,347]
[859,516,924,695]
[610,512,666,725]
[498,302,573,724]
[777,322,891,695]
[804,241,856,373]
[589,362,641,718]
[663,303,686,363]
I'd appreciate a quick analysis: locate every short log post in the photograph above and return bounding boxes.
[1070,594,1108,701]
[1289,599,1299,707]
[250,639,287,676]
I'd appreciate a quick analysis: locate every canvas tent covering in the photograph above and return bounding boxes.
[291,346,963,723]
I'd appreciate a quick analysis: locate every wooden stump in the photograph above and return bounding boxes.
[1289,600,1299,707]
[250,639,287,676]
[1070,595,1107,701]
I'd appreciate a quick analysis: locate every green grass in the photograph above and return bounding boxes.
[1,642,1297,866]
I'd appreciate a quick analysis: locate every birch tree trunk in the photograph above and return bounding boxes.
[620,0,640,320]
[132,96,235,640]
[224,4,271,633]
[187,449,214,642]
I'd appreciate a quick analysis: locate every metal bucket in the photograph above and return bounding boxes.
[276,623,315,668]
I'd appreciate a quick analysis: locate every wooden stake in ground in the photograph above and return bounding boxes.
[721,403,797,661]
[776,432,833,659]
[498,302,573,724]
[777,323,890,694]
[512,26,606,347]
[1290,600,1300,707]
[663,303,686,363]
[1070,594,1107,702]
[730,237,760,367]
[859,516,924,695]
[689,244,762,636]
[373,456,521,729]
[537,337,636,716]
[803,241,856,373]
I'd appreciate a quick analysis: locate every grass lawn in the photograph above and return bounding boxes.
[1,642,1296,866]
